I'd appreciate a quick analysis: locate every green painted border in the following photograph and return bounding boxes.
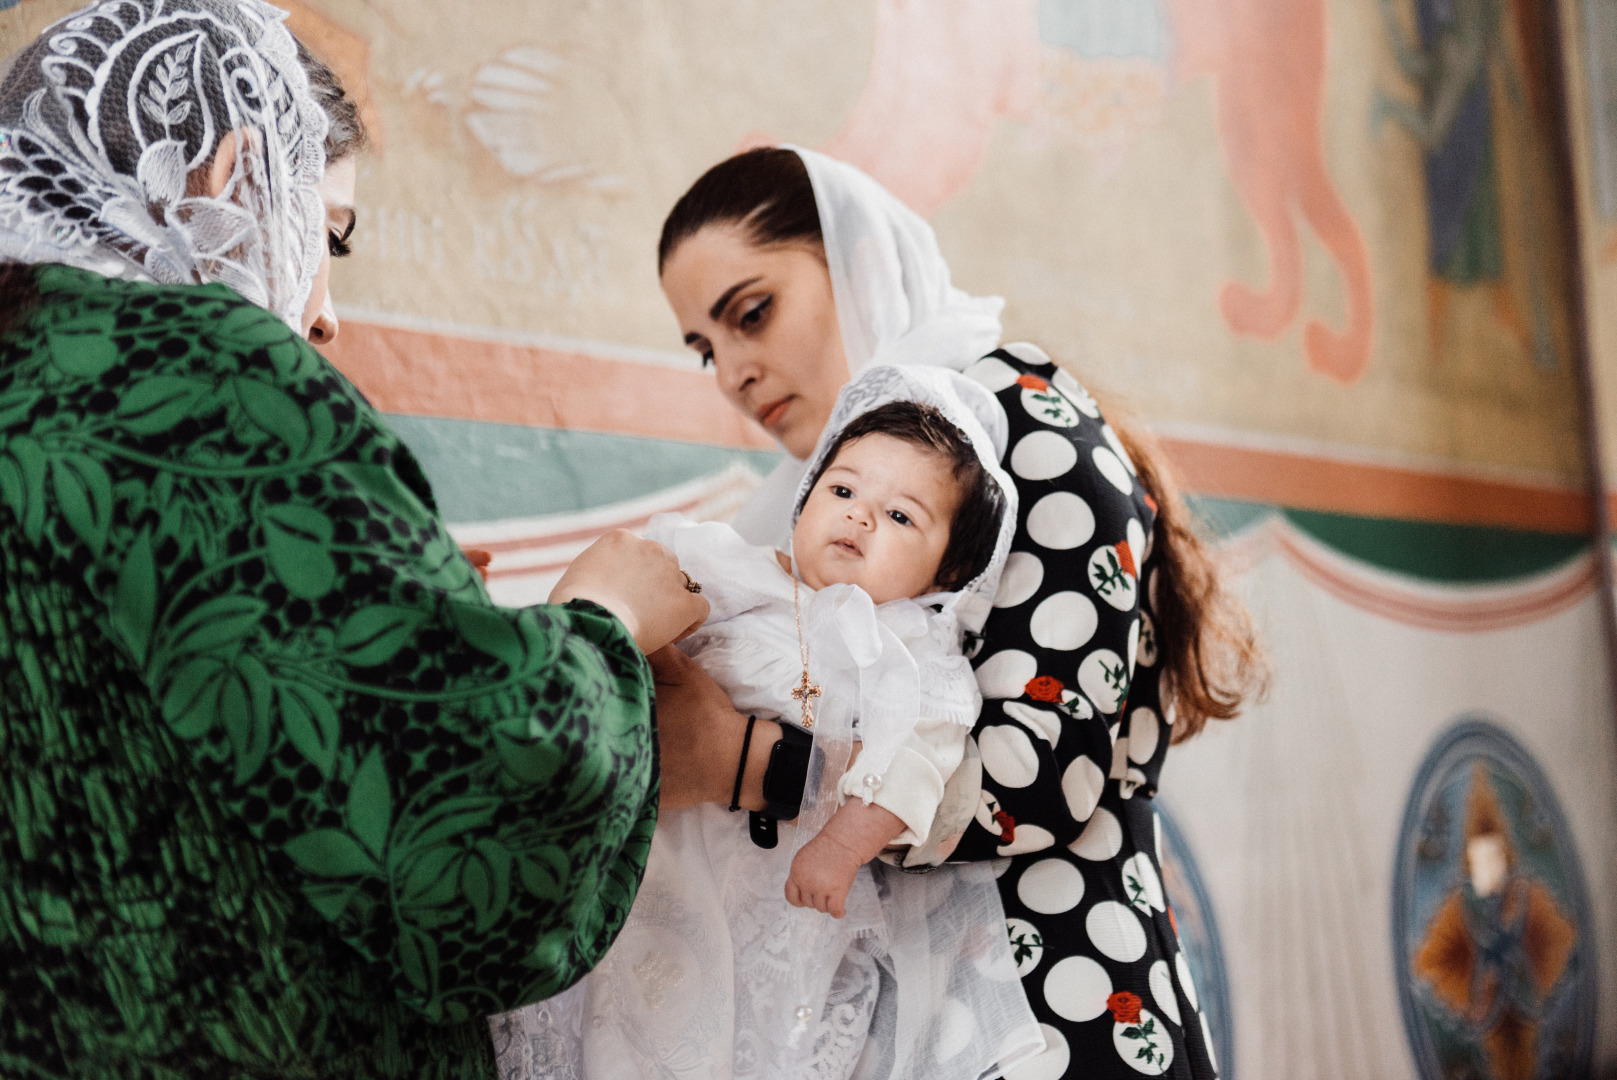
[1186,497,1588,582]
[385,414,780,524]
[385,416,1592,584]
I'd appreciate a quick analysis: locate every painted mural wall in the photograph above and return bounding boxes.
[3,0,1616,1077]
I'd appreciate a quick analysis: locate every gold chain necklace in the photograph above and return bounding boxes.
[790,576,821,729]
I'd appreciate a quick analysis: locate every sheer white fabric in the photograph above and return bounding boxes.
[0,0,328,328]
[495,368,1040,1080]
[732,147,1004,548]
[495,519,1037,1080]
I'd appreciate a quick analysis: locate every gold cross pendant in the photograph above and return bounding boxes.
[791,670,822,729]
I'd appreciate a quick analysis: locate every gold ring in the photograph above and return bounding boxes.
[680,570,702,594]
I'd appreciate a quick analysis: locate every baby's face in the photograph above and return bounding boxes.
[793,433,961,605]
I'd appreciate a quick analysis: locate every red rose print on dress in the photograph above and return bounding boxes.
[1026,675,1064,703]
[1023,675,1095,723]
[1114,540,1137,578]
[1017,373,1081,428]
[1109,990,1174,1074]
[1108,991,1143,1024]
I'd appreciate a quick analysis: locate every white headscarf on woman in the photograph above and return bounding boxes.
[729,146,1005,548]
[0,0,329,329]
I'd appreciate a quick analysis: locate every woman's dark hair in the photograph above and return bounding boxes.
[658,147,822,273]
[1093,392,1269,741]
[296,40,368,164]
[801,400,1004,593]
[0,38,368,337]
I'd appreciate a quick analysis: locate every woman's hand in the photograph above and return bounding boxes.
[649,646,782,812]
[549,530,709,654]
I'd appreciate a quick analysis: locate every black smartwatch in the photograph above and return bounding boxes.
[747,723,813,849]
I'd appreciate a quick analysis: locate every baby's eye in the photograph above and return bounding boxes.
[738,295,772,330]
[888,509,912,526]
[831,485,852,499]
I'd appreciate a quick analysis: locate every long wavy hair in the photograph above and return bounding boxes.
[661,148,1268,740]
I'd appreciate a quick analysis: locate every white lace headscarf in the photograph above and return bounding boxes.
[792,364,1017,639]
[730,147,1006,546]
[0,0,329,328]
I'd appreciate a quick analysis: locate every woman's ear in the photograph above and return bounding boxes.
[205,130,241,198]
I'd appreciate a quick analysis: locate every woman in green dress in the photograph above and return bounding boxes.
[0,3,713,1077]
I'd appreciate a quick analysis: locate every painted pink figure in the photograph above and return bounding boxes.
[742,0,1375,383]
[1168,0,1374,383]
[739,0,1039,217]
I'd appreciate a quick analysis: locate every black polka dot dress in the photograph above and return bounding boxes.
[954,345,1219,1079]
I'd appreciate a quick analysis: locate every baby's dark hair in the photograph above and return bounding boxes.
[803,401,1004,592]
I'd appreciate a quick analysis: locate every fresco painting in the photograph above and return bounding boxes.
[1373,0,1572,371]
[2,0,1615,1073]
[1393,720,1596,1080]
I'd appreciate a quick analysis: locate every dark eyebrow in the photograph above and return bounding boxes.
[709,277,762,322]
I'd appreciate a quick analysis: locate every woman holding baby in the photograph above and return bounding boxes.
[502,148,1266,1080]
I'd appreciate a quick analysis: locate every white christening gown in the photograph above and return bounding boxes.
[491,518,1039,1080]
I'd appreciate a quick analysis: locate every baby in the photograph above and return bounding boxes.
[779,394,1002,917]
[509,366,1037,1080]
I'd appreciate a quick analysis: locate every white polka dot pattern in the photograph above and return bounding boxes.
[1005,917,1045,977]
[1018,857,1086,914]
[980,724,1041,788]
[1149,960,1182,1026]
[1030,591,1098,651]
[1070,807,1123,861]
[997,823,1056,856]
[1085,901,1147,963]
[1001,341,1053,367]
[964,355,1022,393]
[1003,700,1063,746]
[1113,1008,1173,1074]
[1092,446,1133,494]
[1011,431,1079,480]
[1176,952,1200,1013]
[1087,545,1138,612]
[1101,424,1137,476]
[1122,852,1166,914]
[1043,957,1113,1022]
[1128,708,1160,764]
[976,649,1039,699]
[1026,491,1096,550]
[1077,649,1129,713]
[1060,754,1105,822]
[1052,368,1101,417]
[994,552,1046,608]
[957,348,1209,1077]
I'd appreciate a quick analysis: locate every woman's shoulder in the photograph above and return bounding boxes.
[963,342,1151,520]
[21,265,328,376]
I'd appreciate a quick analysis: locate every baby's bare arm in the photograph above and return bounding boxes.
[785,800,906,918]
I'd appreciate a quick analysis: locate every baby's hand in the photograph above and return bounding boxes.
[785,831,865,919]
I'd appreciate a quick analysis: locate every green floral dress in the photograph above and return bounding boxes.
[0,265,658,1080]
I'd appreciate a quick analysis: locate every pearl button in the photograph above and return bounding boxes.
[795,1005,814,1022]
[863,774,883,792]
